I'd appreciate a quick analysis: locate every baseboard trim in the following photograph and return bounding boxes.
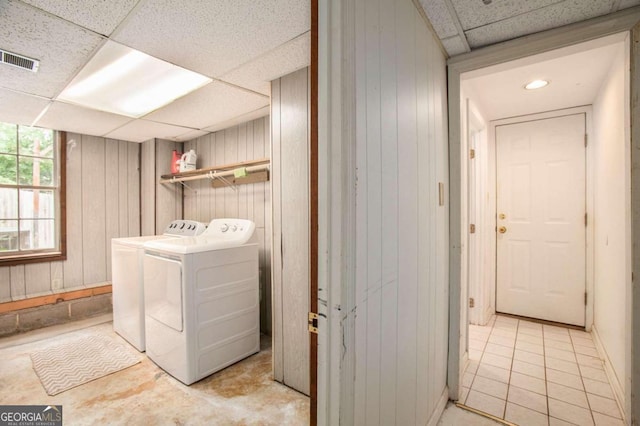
[591,324,626,422]
[0,284,112,314]
[427,387,450,426]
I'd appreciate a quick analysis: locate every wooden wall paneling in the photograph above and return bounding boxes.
[118,141,130,236]
[238,123,248,219]
[415,11,432,421]
[271,79,284,380]
[224,126,239,219]
[9,266,25,299]
[199,135,212,223]
[63,133,83,288]
[205,136,216,221]
[263,117,272,336]
[155,140,181,233]
[246,125,255,225]
[49,261,64,292]
[280,67,310,394]
[105,139,120,281]
[0,268,10,301]
[215,133,226,219]
[127,142,141,237]
[353,0,368,421]
[253,117,267,335]
[434,36,450,391]
[395,0,419,422]
[182,140,195,220]
[382,0,402,424]
[140,140,155,236]
[194,137,204,222]
[24,263,51,296]
[428,34,441,413]
[362,0,383,422]
[81,135,107,284]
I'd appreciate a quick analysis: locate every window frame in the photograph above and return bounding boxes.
[0,130,66,266]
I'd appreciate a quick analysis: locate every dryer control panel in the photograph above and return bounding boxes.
[202,218,256,244]
[163,220,207,236]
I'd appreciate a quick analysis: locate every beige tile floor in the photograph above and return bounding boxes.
[459,315,624,426]
[0,314,309,425]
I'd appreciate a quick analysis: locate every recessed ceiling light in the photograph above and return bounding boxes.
[58,41,212,118]
[524,79,549,90]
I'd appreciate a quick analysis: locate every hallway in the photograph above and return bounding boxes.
[460,315,623,425]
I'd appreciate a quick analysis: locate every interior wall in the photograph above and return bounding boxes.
[350,0,450,424]
[182,117,271,334]
[271,68,310,393]
[140,139,183,235]
[0,134,141,302]
[592,40,630,403]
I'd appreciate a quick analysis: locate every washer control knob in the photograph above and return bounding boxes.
[232,225,238,232]
[220,224,229,232]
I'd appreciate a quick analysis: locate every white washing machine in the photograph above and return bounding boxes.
[142,218,259,385]
[111,220,207,351]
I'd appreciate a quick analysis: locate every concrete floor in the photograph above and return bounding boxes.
[0,314,309,425]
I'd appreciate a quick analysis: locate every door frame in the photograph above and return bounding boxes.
[446,7,640,424]
[491,107,594,328]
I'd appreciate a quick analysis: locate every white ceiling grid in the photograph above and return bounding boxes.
[0,0,309,143]
[420,0,640,57]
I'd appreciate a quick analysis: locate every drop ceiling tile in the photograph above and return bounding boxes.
[0,0,104,98]
[465,0,615,48]
[418,0,459,39]
[36,102,131,137]
[202,106,270,134]
[0,89,50,126]
[105,119,195,143]
[19,0,139,36]
[144,81,269,130]
[451,0,564,31]
[113,0,310,78]
[220,32,310,96]
[441,36,469,57]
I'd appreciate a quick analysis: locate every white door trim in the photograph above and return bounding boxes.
[446,8,640,424]
[491,107,593,328]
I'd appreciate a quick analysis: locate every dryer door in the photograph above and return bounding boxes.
[144,253,183,332]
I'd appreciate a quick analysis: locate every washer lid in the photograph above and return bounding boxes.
[111,234,174,248]
[144,236,255,254]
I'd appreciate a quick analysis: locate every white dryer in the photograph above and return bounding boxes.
[142,218,259,385]
[111,220,206,351]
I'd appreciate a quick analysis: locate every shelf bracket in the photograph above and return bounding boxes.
[216,174,237,191]
[170,176,196,192]
[206,171,237,191]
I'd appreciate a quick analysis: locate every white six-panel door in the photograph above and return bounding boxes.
[496,113,586,326]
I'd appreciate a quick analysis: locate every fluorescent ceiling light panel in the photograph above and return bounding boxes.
[58,41,212,118]
[524,79,549,90]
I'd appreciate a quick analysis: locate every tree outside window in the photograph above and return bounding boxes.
[0,122,64,263]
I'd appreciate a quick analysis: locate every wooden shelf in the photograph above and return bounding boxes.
[160,157,270,188]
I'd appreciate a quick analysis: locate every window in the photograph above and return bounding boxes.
[0,122,66,265]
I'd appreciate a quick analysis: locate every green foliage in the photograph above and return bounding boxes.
[0,122,55,186]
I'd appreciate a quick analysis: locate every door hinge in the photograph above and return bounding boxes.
[585,213,588,227]
[585,134,588,147]
[585,292,587,306]
[469,298,475,308]
[470,149,475,159]
[308,312,318,334]
[470,224,476,234]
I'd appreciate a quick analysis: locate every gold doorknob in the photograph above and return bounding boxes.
[498,226,507,234]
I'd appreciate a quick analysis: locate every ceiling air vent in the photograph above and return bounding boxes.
[0,49,39,72]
